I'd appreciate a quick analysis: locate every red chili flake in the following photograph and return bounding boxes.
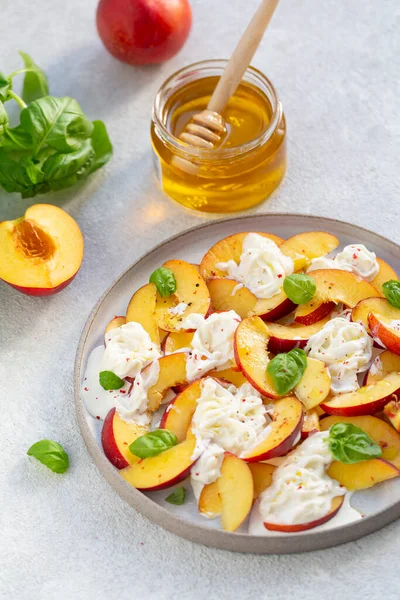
[108,339,111,342]
[123,442,128,445]
[84,377,87,381]
[114,396,117,399]
[96,416,100,420]
[380,441,389,448]
[221,329,224,332]
[298,485,302,489]
[120,390,126,394]
[353,253,358,260]
[195,472,200,476]
[96,397,99,400]
[242,399,246,402]
[84,387,89,392]
[277,274,283,278]
[140,542,144,545]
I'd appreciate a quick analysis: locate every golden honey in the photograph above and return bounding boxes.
[151,60,286,213]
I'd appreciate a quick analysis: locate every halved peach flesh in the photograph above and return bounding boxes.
[101,407,149,469]
[120,436,197,491]
[200,232,283,281]
[0,204,84,295]
[198,481,222,517]
[105,316,126,335]
[163,331,194,354]
[217,454,254,532]
[249,463,275,499]
[126,283,160,345]
[320,415,400,460]
[301,409,320,439]
[154,260,211,332]
[352,297,400,333]
[266,316,331,354]
[207,278,258,318]
[279,231,339,271]
[242,396,304,462]
[365,351,400,385]
[159,380,202,441]
[294,269,380,325]
[264,496,344,532]
[294,357,331,410]
[370,258,398,296]
[320,372,400,416]
[369,312,400,356]
[327,459,399,490]
[146,353,188,411]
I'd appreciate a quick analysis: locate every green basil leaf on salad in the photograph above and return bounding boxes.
[328,422,383,464]
[382,280,400,309]
[19,51,49,104]
[149,267,177,297]
[267,348,308,395]
[166,487,187,505]
[27,439,69,473]
[129,429,178,458]
[283,273,316,304]
[99,371,125,390]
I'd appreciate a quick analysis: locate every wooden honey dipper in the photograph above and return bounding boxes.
[178,0,280,150]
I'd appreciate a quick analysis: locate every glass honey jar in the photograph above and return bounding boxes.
[151,60,286,213]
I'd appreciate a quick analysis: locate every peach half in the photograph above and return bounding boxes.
[0,204,84,295]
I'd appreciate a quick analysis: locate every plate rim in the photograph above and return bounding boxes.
[74,212,400,554]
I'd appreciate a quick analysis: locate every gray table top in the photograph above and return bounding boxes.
[1,0,399,598]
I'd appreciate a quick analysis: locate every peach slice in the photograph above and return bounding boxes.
[365,351,400,385]
[146,353,188,411]
[351,297,399,333]
[370,258,398,296]
[252,291,296,323]
[264,496,344,532]
[301,409,320,439]
[217,454,254,532]
[101,407,149,469]
[383,399,400,433]
[120,436,197,491]
[279,231,339,271]
[105,316,126,335]
[266,316,331,354]
[162,331,194,354]
[200,232,283,281]
[327,459,399,491]
[249,463,275,499]
[320,415,400,461]
[154,260,211,332]
[207,278,258,318]
[294,269,380,325]
[320,372,400,416]
[0,204,84,296]
[369,312,400,356]
[242,396,304,462]
[159,380,201,441]
[294,357,331,410]
[126,283,160,345]
[198,481,222,517]
[207,368,248,387]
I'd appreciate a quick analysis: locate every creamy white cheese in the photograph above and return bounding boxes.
[388,320,400,332]
[191,442,225,487]
[168,302,188,316]
[116,359,159,426]
[102,321,160,379]
[308,244,379,281]
[259,432,345,526]
[216,233,294,299]
[305,317,372,394]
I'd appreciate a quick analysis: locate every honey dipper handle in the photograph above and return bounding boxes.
[207,0,280,115]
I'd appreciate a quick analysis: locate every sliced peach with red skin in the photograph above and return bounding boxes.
[154,260,211,332]
[365,350,400,385]
[266,316,331,354]
[327,460,399,491]
[320,372,400,416]
[294,357,331,410]
[294,269,380,325]
[0,204,84,296]
[369,312,400,356]
[159,380,201,441]
[101,407,149,469]
[145,353,188,412]
[384,400,400,433]
[120,435,197,491]
[370,258,398,296]
[162,331,194,354]
[200,232,283,281]
[198,481,222,517]
[252,291,296,322]
[105,316,126,335]
[264,496,344,532]
[207,368,248,387]
[249,463,275,499]
[301,409,320,439]
[126,283,160,345]
[351,297,398,334]
[207,278,258,318]
[242,396,304,462]
[279,231,339,271]
[217,454,254,532]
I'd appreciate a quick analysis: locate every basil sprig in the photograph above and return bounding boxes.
[267,348,307,395]
[0,52,112,198]
[149,267,177,297]
[166,487,187,505]
[328,423,382,464]
[382,280,400,309]
[283,273,316,304]
[27,439,69,473]
[129,429,178,458]
[99,371,125,390]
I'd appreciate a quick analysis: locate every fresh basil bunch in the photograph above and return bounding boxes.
[0,52,112,198]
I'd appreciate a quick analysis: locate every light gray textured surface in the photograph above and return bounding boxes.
[1,0,399,599]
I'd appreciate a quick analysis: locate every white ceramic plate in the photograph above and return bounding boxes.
[75,213,400,553]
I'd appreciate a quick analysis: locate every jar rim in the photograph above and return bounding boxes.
[152,59,282,161]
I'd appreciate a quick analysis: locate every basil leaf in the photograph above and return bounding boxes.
[283,274,316,304]
[0,72,11,102]
[20,96,93,153]
[329,422,383,464]
[19,51,49,104]
[149,267,177,297]
[129,429,178,458]
[267,348,307,395]
[0,101,8,137]
[90,120,113,173]
[42,139,94,187]
[0,148,37,195]
[166,487,187,505]
[99,370,125,390]
[27,439,69,473]
[382,280,400,309]
[1,125,33,150]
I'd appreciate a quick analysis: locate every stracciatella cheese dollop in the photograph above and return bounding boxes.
[216,233,294,299]
[115,359,160,426]
[305,317,372,394]
[259,431,345,526]
[102,321,161,379]
[308,244,379,281]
